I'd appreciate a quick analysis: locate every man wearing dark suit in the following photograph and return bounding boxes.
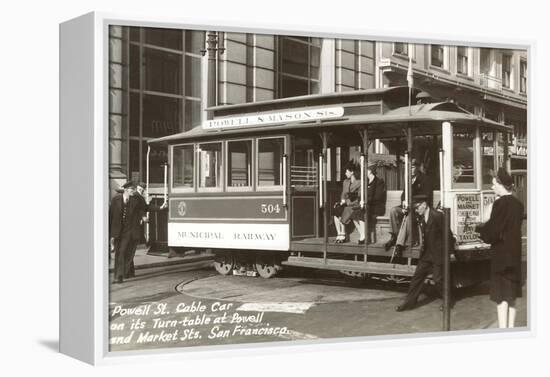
[396,195,453,311]
[109,181,166,284]
[385,158,434,251]
[125,182,152,278]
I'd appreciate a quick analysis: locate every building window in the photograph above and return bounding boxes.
[172,144,195,190]
[127,27,204,184]
[502,54,512,89]
[227,140,252,189]
[457,46,469,75]
[520,59,527,93]
[430,44,445,69]
[394,42,408,56]
[278,37,321,98]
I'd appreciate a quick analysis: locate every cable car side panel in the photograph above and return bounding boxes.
[167,195,289,251]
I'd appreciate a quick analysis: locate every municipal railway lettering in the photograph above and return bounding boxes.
[178,231,223,240]
[233,232,276,241]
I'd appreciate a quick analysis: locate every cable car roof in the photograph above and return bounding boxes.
[148,100,512,145]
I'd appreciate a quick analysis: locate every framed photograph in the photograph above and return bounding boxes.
[60,12,531,364]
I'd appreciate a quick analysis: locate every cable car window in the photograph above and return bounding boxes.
[291,137,316,186]
[227,140,252,189]
[481,130,495,189]
[172,144,194,190]
[198,142,222,189]
[452,126,475,188]
[257,137,284,188]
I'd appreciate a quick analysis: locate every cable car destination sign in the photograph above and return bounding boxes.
[203,106,345,130]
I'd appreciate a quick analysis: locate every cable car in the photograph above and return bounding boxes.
[148,86,512,286]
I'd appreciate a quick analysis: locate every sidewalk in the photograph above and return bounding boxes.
[109,246,213,272]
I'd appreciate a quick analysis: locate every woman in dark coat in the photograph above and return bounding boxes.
[476,168,524,328]
[333,162,364,243]
[365,163,387,244]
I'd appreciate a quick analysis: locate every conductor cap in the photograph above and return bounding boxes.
[412,194,428,205]
[122,181,136,189]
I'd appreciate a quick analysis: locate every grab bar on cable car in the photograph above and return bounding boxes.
[145,146,150,243]
[439,149,445,208]
[282,154,288,208]
[360,154,365,209]
[318,153,323,208]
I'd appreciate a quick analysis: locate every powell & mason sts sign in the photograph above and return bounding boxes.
[203,106,345,130]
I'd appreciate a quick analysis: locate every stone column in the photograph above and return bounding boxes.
[109,26,127,197]
[320,38,335,94]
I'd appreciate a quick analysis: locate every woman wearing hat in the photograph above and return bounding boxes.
[333,162,366,244]
[476,168,524,328]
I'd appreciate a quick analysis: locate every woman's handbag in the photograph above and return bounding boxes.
[333,202,344,217]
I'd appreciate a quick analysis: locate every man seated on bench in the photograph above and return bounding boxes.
[385,158,433,252]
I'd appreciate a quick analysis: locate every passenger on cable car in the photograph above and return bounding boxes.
[365,162,387,244]
[332,162,365,244]
[332,162,386,244]
[385,158,433,252]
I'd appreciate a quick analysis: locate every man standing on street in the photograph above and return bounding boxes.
[125,182,165,278]
[109,181,166,284]
[396,194,453,311]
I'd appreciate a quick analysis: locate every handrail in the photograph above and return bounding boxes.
[282,154,288,208]
[439,149,445,208]
[319,154,323,208]
[163,163,168,203]
[404,151,409,208]
[145,146,151,242]
[360,154,365,209]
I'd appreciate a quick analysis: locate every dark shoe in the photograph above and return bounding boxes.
[396,302,414,312]
[357,239,365,245]
[385,234,397,251]
[393,244,404,257]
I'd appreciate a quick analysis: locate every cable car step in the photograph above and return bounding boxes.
[282,256,416,276]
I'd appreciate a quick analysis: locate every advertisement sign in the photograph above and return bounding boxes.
[455,193,482,243]
[482,192,496,222]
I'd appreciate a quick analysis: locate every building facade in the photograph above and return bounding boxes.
[109,26,527,207]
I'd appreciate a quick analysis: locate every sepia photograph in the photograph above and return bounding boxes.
[105,24,529,353]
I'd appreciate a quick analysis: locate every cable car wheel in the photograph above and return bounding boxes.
[254,254,282,279]
[339,270,369,286]
[213,253,236,276]
[339,270,367,279]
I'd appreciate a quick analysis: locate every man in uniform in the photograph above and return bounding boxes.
[109,181,166,284]
[385,158,433,251]
[395,195,454,311]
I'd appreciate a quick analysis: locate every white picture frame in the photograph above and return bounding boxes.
[59,11,533,365]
